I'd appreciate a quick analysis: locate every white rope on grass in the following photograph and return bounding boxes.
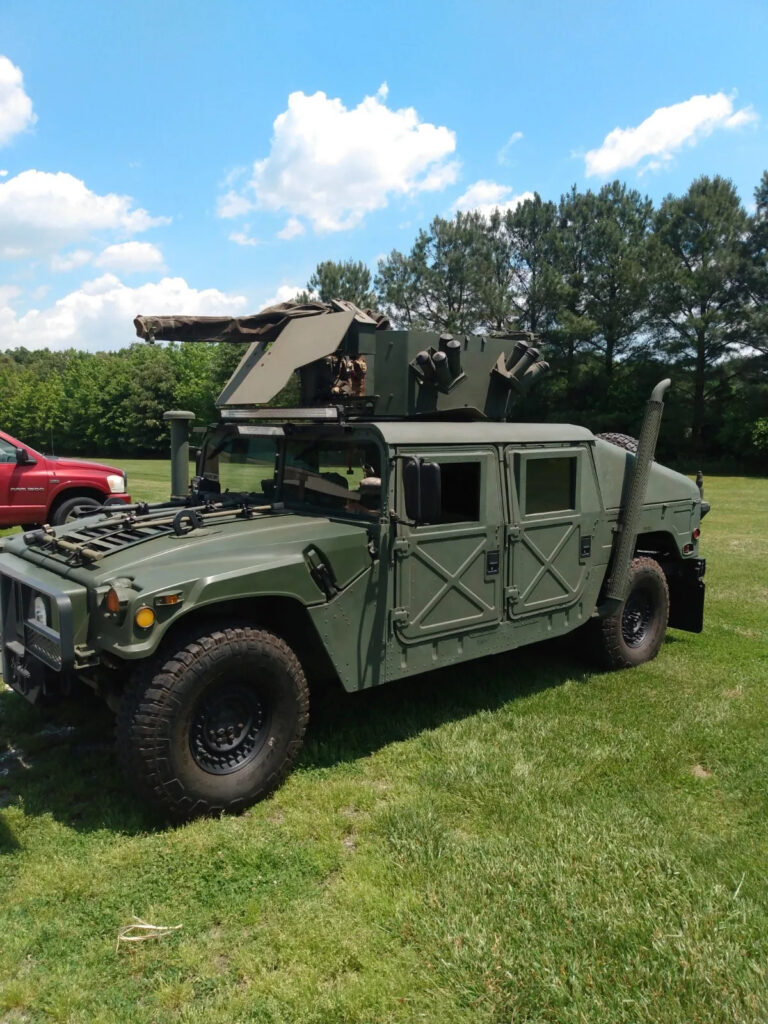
[116,916,182,952]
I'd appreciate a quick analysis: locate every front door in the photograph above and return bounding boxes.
[394,448,503,642]
[504,446,596,617]
[0,437,47,527]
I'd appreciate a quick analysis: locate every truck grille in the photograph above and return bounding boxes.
[0,563,75,682]
[25,620,63,671]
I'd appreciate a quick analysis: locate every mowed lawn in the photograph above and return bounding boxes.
[0,467,766,1024]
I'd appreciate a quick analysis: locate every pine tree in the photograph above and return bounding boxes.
[306,259,377,308]
[648,175,751,454]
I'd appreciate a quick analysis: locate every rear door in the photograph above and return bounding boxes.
[393,447,503,642]
[504,445,599,617]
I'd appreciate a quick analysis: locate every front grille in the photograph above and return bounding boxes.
[0,563,75,677]
[25,620,63,671]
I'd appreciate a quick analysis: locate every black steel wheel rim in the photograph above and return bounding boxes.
[622,588,654,648]
[190,678,270,775]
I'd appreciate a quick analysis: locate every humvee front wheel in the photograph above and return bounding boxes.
[596,557,669,669]
[117,626,309,820]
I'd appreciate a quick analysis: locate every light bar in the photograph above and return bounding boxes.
[219,407,341,421]
[235,425,285,437]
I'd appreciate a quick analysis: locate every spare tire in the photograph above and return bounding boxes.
[596,432,638,453]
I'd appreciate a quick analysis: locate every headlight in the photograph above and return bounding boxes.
[33,596,48,626]
[107,474,125,493]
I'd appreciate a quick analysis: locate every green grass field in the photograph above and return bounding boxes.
[1,468,766,1023]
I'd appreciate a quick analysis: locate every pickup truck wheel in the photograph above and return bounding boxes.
[597,557,669,669]
[51,496,102,525]
[116,626,309,820]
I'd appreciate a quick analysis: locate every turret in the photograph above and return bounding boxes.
[135,300,549,423]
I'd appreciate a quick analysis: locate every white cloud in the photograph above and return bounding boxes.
[0,284,20,305]
[50,249,93,272]
[585,92,759,177]
[217,190,254,219]
[498,131,523,163]
[94,241,164,272]
[228,229,259,247]
[0,170,169,257]
[220,85,458,232]
[453,180,535,218]
[277,216,305,240]
[258,284,304,309]
[0,169,7,176]
[0,56,36,147]
[0,275,248,351]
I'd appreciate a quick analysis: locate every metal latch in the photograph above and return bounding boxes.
[506,526,520,541]
[392,537,409,557]
[505,586,519,605]
[304,546,338,599]
[391,607,410,625]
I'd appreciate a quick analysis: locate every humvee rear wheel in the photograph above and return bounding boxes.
[117,626,309,820]
[596,557,669,669]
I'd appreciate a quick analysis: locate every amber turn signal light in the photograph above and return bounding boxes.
[135,606,156,629]
[105,588,122,614]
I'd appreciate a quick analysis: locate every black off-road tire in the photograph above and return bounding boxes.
[51,495,102,525]
[596,432,639,453]
[116,626,309,821]
[596,557,669,669]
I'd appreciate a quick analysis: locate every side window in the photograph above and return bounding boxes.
[521,456,577,515]
[0,438,18,464]
[284,440,383,517]
[439,462,481,523]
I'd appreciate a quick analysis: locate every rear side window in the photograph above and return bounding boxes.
[524,456,576,515]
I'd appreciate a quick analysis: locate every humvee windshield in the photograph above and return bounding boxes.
[201,431,382,517]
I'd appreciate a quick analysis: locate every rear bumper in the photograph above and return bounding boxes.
[667,557,706,634]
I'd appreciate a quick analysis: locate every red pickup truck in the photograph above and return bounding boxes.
[0,429,131,529]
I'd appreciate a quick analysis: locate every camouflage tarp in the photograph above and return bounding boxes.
[134,299,389,345]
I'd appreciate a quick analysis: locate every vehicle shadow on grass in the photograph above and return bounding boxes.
[301,633,599,770]
[0,630,637,839]
[0,685,160,842]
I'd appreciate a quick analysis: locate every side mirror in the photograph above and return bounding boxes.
[403,458,441,524]
[15,447,32,466]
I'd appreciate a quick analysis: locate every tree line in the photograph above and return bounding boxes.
[1,172,766,467]
[312,174,768,466]
[0,342,247,457]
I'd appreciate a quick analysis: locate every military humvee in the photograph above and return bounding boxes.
[0,302,707,820]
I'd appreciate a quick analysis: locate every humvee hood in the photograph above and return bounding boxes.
[592,438,700,508]
[3,513,373,594]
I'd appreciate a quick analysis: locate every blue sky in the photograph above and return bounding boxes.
[0,0,766,350]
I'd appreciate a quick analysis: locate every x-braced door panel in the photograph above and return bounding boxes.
[505,446,593,618]
[394,450,502,642]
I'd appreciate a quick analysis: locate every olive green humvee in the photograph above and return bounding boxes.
[0,303,707,819]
